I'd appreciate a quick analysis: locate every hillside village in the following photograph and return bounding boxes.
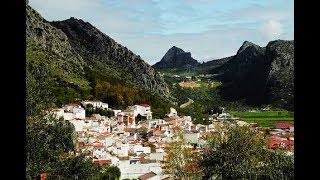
[47,101,294,180]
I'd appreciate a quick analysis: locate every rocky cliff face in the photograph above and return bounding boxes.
[265,40,294,110]
[152,46,200,70]
[211,40,294,110]
[26,5,84,77]
[26,4,170,99]
[51,17,169,97]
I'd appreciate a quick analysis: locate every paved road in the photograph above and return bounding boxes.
[179,98,194,108]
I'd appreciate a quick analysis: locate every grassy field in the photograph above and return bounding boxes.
[230,111,294,127]
[210,81,222,88]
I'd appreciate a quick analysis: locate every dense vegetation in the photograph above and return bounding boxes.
[163,124,294,179]
[27,37,173,118]
[160,69,294,126]
[162,131,202,179]
[200,124,294,179]
[161,73,254,124]
[26,62,121,179]
[85,68,173,118]
[156,40,294,111]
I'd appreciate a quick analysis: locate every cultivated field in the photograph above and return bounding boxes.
[230,111,294,127]
[178,81,201,88]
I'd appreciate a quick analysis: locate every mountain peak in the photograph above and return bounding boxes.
[152,46,199,69]
[237,41,260,54]
[167,46,185,54]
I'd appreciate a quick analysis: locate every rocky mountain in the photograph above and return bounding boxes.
[197,56,234,74]
[152,46,200,70]
[26,4,170,108]
[210,40,294,110]
[50,17,169,97]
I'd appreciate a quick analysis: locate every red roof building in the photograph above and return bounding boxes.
[140,104,150,107]
[93,159,112,165]
[67,103,80,107]
[274,122,293,129]
[138,171,157,180]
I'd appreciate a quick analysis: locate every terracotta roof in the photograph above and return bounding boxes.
[93,159,112,165]
[139,153,148,157]
[125,128,136,132]
[167,120,177,125]
[138,126,148,130]
[274,122,293,129]
[267,138,294,146]
[129,140,138,144]
[138,171,157,180]
[153,130,165,135]
[140,104,150,107]
[68,103,80,107]
[48,108,63,112]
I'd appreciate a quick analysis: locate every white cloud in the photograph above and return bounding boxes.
[260,20,283,40]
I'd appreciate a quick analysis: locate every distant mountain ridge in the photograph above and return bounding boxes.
[154,40,294,110]
[152,46,200,70]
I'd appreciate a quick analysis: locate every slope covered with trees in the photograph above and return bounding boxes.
[26,3,172,111]
[26,2,172,178]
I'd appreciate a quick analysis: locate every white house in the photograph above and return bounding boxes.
[66,103,82,111]
[113,110,122,116]
[49,103,86,121]
[115,144,130,157]
[69,119,86,132]
[105,137,115,147]
[149,153,165,161]
[133,104,152,120]
[81,100,108,110]
[72,107,86,119]
[133,144,151,155]
[63,112,74,121]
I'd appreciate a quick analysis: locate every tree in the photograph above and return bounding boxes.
[162,131,203,179]
[98,166,121,180]
[48,154,101,180]
[26,114,76,179]
[199,124,294,179]
[26,64,119,179]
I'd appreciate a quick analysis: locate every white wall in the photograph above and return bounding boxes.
[72,107,86,119]
[82,101,108,109]
[149,153,165,161]
[69,120,85,132]
[50,109,64,119]
[133,145,151,154]
[134,105,152,119]
[118,161,162,179]
[63,112,74,121]
[105,137,115,147]
[117,144,129,157]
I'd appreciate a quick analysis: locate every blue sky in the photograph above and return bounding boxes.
[29,0,294,65]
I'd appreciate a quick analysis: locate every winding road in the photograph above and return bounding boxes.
[179,98,194,108]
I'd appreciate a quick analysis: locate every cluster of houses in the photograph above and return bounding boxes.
[47,101,294,180]
[266,122,294,153]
